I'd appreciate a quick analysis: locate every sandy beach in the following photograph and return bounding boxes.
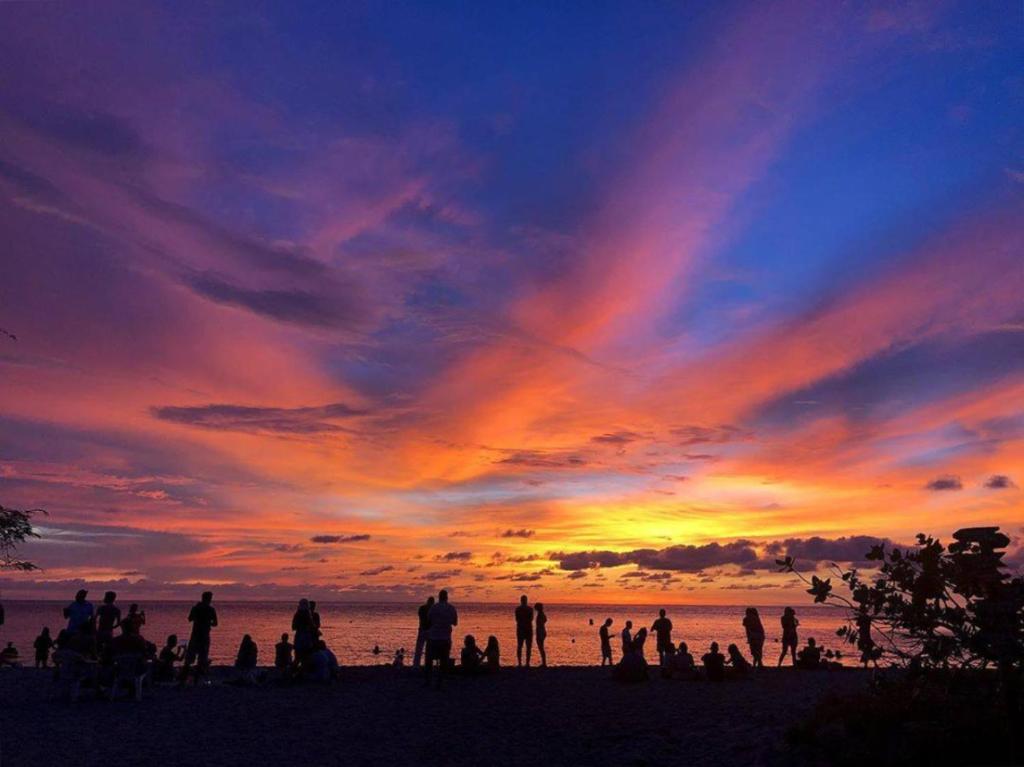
[0,665,869,767]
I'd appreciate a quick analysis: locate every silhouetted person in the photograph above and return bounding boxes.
[0,641,20,667]
[121,603,145,636]
[414,596,435,667]
[535,602,548,668]
[651,609,673,665]
[233,634,258,684]
[275,633,293,670]
[727,643,751,673]
[621,620,633,655]
[95,591,121,650]
[702,642,725,681]
[154,634,184,682]
[292,598,316,663]
[181,590,217,683]
[613,630,649,683]
[309,600,322,638]
[461,634,483,675]
[309,639,338,682]
[743,607,765,668]
[671,641,698,679]
[64,619,98,659]
[63,589,94,634]
[778,607,799,667]
[0,592,4,634]
[483,635,500,672]
[796,637,822,670]
[599,618,614,665]
[515,595,534,667]
[856,607,877,667]
[33,627,53,668]
[424,589,457,689]
[633,627,648,660]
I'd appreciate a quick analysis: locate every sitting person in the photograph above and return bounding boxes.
[153,635,185,683]
[392,648,405,668]
[727,643,752,674]
[460,634,484,675]
[274,633,293,670]
[120,604,146,636]
[232,634,259,685]
[702,642,726,682]
[483,635,500,672]
[34,628,54,668]
[613,645,649,683]
[308,639,339,683]
[101,631,149,693]
[670,641,699,679]
[632,627,649,660]
[796,637,823,670]
[106,630,147,659]
[0,641,20,667]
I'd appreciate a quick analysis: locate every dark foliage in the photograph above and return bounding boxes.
[779,526,1024,669]
[0,503,44,570]
[780,526,1024,766]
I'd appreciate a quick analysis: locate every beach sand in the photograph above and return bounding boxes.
[0,665,868,766]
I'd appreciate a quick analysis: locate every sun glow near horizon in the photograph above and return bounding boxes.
[1,1,1022,605]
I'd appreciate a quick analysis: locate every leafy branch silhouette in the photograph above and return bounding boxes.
[779,526,1023,669]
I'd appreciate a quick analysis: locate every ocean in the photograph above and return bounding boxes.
[0,600,849,666]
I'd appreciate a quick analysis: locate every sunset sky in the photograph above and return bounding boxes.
[1,1,1022,603]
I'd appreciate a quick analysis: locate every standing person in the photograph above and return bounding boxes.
[743,607,766,668]
[424,589,458,689]
[651,609,673,665]
[292,599,316,663]
[413,596,435,668]
[33,627,53,668]
[63,589,94,634]
[121,603,146,636]
[514,595,534,667]
[856,606,878,668]
[95,591,121,648]
[621,620,633,655]
[535,603,548,668]
[778,607,799,667]
[599,618,614,666]
[181,590,218,683]
[309,600,322,639]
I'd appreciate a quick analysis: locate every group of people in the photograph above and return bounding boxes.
[411,592,554,688]
[601,606,837,683]
[0,591,846,694]
[0,589,343,698]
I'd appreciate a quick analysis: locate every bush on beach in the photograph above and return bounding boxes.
[780,525,1024,765]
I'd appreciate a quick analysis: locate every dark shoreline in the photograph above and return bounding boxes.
[0,665,871,766]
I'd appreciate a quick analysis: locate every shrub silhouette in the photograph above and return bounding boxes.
[0,503,44,570]
[779,526,1023,670]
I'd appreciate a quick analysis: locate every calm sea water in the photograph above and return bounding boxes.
[0,601,848,666]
